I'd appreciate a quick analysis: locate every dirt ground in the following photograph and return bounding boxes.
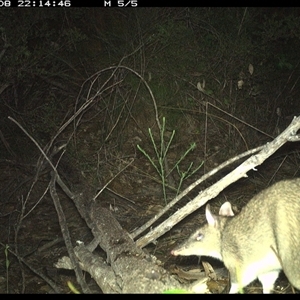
[0,138,299,293]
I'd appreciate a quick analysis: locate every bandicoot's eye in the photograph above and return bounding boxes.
[196,233,203,241]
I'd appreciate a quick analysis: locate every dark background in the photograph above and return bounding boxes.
[1,7,300,293]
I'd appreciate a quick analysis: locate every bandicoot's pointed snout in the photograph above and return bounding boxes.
[171,179,300,293]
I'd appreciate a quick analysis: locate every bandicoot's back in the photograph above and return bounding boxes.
[171,179,300,293]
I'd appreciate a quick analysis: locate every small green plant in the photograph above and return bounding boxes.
[67,281,80,294]
[236,265,244,294]
[163,288,191,294]
[137,117,203,204]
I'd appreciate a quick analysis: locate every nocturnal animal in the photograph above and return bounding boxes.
[171,179,300,293]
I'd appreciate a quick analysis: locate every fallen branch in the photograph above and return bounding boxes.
[9,114,300,293]
[136,116,300,248]
[9,116,184,293]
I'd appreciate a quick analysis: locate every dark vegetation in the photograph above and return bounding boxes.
[1,7,300,293]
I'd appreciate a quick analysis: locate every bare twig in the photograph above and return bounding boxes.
[0,242,62,293]
[131,145,262,240]
[136,116,300,248]
[93,158,134,201]
[49,172,91,293]
[8,116,91,293]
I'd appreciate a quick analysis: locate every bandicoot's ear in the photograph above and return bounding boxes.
[219,201,235,217]
[205,204,218,226]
